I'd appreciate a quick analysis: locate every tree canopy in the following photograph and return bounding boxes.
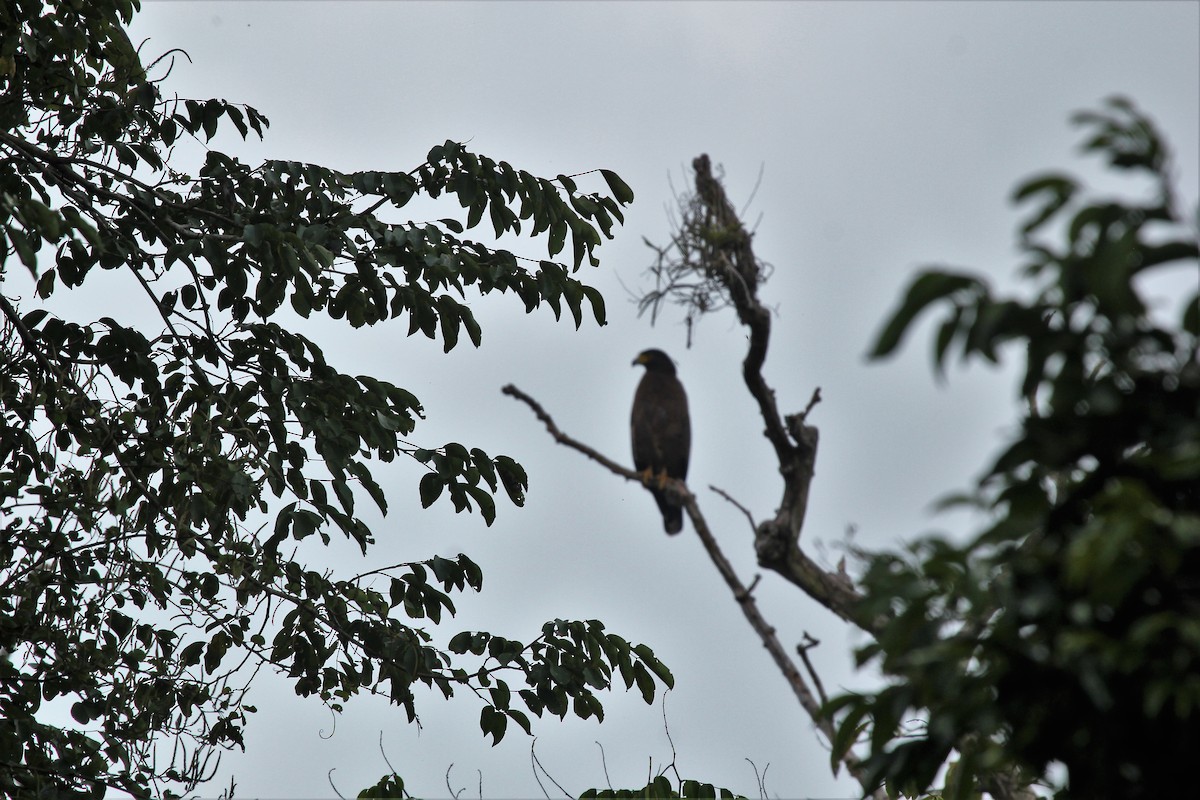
[0,2,670,797]
[832,96,1200,799]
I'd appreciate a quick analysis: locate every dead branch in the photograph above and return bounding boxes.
[502,384,880,795]
[500,385,643,484]
[635,156,873,632]
[796,633,828,707]
[709,485,757,532]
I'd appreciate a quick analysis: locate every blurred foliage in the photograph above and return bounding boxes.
[581,775,744,800]
[829,96,1199,798]
[0,1,664,798]
[358,773,743,800]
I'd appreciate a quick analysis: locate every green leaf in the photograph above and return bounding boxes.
[35,269,56,298]
[291,509,320,541]
[869,271,985,359]
[447,631,475,654]
[460,306,482,346]
[506,708,532,735]
[1012,172,1078,236]
[460,554,484,590]
[826,695,868,765]
[932,309,961,374]
[599,169,635,204]
[6,224,38,270]
[495,456,527,506]
[70,702,94,725]
[480,704,507,745]
[419,473,444,508]
[465,484,497,525]
[349,460,388,514]
[583,285,607,325]
[179,640,206,667]
[437,294,462,352]
[632,662,655,703]
[556,174,578,194]
[633,643,674,689]
[333,478,355,515]
[204,632,229,674]
[489,681,511,710]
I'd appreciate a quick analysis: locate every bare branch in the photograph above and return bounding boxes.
[529,739,570,799]
[445,763,463,800]
[796,633,828,707]
[327,768,346,800]
[744,758,768,800]
[376,733,405,798]
[634,157,880,633]
[709,484,757,531]
[501,384,650,486]
[800,387,822,422]
[594,741,613,792]
[503,384,880,794]
[660,693,679,778]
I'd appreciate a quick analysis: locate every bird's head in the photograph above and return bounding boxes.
[633,349,677,374]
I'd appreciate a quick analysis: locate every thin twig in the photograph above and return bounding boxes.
[319,705,337,739]
[377,732,406,798]
[797,633,829,707]
[744,758,768,800]
[594,741,613,791]
[327,769,345,800]
[529,738,570,799]
[445,763,463,800]
[531,744,550,800]
[709,484,757,532]
[660,692,678,774]
[502,384,666,490]
[800,387,823,421]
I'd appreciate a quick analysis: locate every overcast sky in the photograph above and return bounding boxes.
[49,2,1200,798]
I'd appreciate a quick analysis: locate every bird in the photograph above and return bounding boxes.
[630,349,691,534]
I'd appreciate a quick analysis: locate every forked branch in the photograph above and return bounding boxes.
[502,383,880,796]
[638,156,869,633]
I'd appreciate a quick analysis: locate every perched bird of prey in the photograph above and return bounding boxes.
[631,349,691,534]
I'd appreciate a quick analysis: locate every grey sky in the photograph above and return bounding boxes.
[53,1,1200,797]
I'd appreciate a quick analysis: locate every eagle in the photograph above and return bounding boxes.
[631,349,691,534]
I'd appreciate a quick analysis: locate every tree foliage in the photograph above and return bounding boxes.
[829,97,1200,798]
[581,775,740,799]
[0,2,667,797]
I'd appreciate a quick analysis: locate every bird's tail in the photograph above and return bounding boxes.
[662,503,683,535]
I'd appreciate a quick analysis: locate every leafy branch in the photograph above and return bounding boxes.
[1,4,660,796]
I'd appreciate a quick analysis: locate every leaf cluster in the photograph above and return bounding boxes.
[448,619,674,745]
[836,97,1199,798]
[582,775,742,799]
